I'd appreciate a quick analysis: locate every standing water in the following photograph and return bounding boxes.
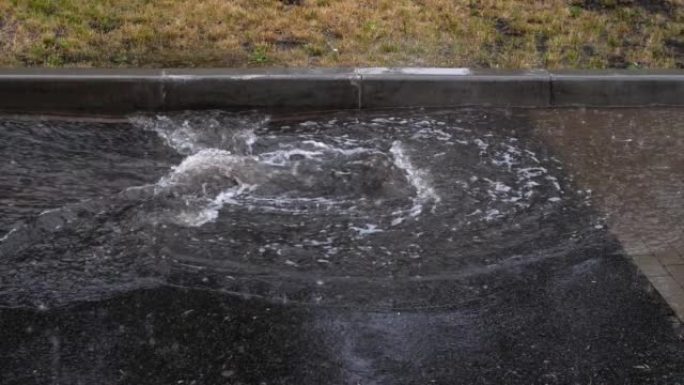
[1,109,683,384]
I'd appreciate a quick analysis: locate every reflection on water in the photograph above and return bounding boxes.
[1,108,683,384]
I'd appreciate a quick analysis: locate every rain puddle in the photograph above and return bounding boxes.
[1,108,683,384]
[0,110,580,309]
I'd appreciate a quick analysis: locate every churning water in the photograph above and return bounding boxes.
[2,108,684,384]
[0,109,590,309]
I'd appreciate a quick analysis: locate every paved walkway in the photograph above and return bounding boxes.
[532,107,684,322]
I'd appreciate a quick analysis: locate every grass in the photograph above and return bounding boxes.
[0,0,682,68]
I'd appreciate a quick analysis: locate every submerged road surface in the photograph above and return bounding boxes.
[0,109,683,384]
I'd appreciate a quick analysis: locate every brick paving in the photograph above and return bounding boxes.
[532,108,684,323]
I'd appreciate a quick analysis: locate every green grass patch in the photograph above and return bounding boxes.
[0,0,682,68]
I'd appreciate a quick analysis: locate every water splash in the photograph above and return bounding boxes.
[389,141,441,217]
[0,110,583,309]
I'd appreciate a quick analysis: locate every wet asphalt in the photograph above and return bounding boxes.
[1,108,683,385]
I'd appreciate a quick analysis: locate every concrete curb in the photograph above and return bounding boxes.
[1,68,683,114]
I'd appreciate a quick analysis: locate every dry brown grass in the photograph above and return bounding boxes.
[0,0,682,68]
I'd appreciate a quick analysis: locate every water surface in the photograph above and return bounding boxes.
[1,108,682,384]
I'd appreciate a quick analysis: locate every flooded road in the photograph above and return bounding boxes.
[1,108,683,384]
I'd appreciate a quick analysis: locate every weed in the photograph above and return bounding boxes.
[26,0,59,16]
[304,43,325,57]
[249,45,269,64]
[570,5,583,18]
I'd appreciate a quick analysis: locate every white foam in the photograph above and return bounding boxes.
[156,149,255,189]
[135,114,266,156]
[390,141,441,217]
[173,184,255,227]
[38,207,61,216]
[237,196,345,214]
[351,224,384,236]
[483,178,520,203]
[0,227,17,242]
[150,149,264,226]
[300,140,378,156]
[473,139,489,152]
[139,116,205,155]
[235,129,258,155]
[517,167,548,179]
[411,127,452,142]
[492,152,516,170]
[479,144,564,210]
[493,182,512,193]
[258,149,324,166]
[484,209,503,221]
[546,175,563,192]
[153,146,361,225]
